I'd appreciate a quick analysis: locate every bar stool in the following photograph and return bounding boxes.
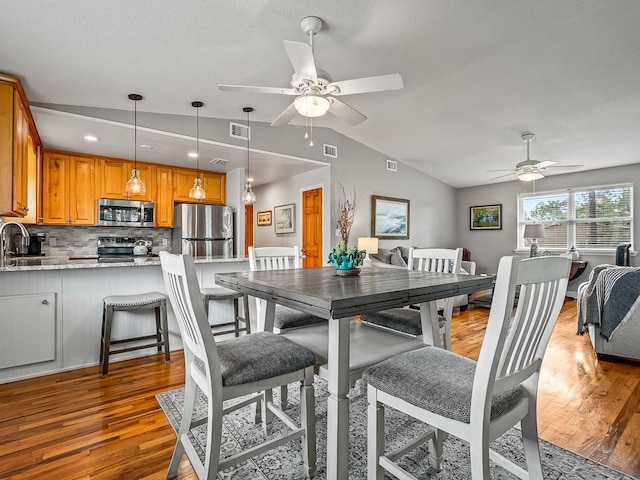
[100,292,170,376]
[201,287,251,337]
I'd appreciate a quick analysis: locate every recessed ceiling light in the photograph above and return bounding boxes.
[188,152,198,158]
[139,144,153,149]
[84,135,99,142]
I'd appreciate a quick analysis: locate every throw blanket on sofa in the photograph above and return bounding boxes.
[577,264,640,340]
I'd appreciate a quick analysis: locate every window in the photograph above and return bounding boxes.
[518,183,633,252]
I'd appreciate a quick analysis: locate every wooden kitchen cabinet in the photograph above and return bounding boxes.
[0,74,41,217]
[155,166,174,227]
[42,152,96,225]
[98,158,154,201]
[173,168,225,204]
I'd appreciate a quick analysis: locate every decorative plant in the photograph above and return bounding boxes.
[328,180,365,270]
[328,241,366,270]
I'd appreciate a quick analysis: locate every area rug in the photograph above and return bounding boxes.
[156,378,634,479]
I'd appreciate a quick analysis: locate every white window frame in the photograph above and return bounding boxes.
[517,182,634,255]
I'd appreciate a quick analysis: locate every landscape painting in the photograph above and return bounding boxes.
[372,195,410,239]
[470,204,502,230]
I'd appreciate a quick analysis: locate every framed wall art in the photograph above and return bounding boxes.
[274,203,295,234]
[470,204,502,230]
[371,195,410,239]
[257,210,272,226]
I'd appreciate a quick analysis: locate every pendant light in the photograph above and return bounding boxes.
[241,106,256,205]
[125,94,146,196]
[188,101,207,200]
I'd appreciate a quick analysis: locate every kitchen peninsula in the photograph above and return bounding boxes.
[0,256,248,383]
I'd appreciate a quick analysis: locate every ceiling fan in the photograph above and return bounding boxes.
[218,16,404,127]
[488,133,583,182]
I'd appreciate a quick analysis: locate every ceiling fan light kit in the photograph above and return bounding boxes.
[125,93,146,196]
[218,15,403,127]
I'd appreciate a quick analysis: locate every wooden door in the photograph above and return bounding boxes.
[12,94,29,216]
[302,187,322,268]
[155,166,174,227]
[245,204,253,256]
[68,156,96,225]
[42,152,69,224]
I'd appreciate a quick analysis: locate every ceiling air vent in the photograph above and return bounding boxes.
[323,144,337,158]
[386,159,398,172]
[230,122,250,140]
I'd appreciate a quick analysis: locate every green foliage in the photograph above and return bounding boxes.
[328,241,366,270]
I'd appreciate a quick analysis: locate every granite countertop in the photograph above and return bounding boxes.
[0,255,247,272]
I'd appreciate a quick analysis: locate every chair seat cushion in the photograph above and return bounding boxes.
[201,287,243,299]
[362,346,523,423]
[274,305,327,330]
[103,291,166,307]
[206,332,317,386]
[360,308,444,336]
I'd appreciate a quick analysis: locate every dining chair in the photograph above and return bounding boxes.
[363,254,571,480]
[360,247,463,350]
[249,246,326,408]
[159,252,317,479]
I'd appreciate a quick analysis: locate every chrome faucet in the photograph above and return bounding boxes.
[0,220,30,265]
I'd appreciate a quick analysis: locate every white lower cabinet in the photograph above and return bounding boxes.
[0,293,56,369]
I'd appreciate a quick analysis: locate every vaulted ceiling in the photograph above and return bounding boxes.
[1,0,639,188]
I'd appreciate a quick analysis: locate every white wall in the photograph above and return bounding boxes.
[456,163,640,288]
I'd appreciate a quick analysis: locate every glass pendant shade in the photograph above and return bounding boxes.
[188,101,206,200]
[294,94,330,117]
[189,176,207,200]
[126,93,146,196]
[242,182,256,204]
[125,169,146,195]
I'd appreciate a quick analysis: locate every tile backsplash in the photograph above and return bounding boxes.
[25,226,173,258]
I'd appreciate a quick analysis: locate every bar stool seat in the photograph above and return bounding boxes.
[100,291,170,376]
[202,287,251,337]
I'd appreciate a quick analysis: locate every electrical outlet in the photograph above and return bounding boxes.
[162,238,168,246]
[49,237,57,246]
[335,229,340,237]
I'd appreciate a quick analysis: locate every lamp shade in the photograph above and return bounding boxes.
[518,171,544,182]
[523,223,546,239]
[294,94,331,117]
[357,237,379,254]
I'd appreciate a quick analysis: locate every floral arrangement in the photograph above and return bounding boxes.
[328,181,365,271]
[328,241,366,270]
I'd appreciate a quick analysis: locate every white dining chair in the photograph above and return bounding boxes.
[360,247,463,350]
[159,252,317,479]
[363,254,571,479]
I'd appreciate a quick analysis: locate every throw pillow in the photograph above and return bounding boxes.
[371,248,393,264]
[390,247,408,267]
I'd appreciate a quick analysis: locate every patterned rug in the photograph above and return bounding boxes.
[156,378,633,479]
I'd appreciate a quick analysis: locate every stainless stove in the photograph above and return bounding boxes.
[97,236,156,260]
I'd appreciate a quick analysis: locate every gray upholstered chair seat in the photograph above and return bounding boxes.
[360,308,445,336]
[363,346,523,423]
[201,286,243,299]
[196,331,317,387]
[275,305,327,330]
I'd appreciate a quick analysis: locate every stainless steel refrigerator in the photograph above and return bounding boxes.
[172,204,234,257]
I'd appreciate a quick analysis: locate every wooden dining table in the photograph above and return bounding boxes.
[216,266,494,479]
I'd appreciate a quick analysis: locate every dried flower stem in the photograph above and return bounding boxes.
[336,180,358,248]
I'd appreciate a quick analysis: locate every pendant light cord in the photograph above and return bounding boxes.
[243,107,254,181]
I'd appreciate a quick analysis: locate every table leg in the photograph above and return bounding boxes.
[419,301,441,347]
[326,316,351,480]
[256,298,275,332]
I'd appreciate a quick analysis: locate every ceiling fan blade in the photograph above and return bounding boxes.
[487,169,516,173]
[544,164,584,170]
[218,84,297,95]
[536,160,557,168]
[270,102,298,127]
[284,41,317,82]
[327,98,367,125]
[488,172,517,181]
[328,73,404,96]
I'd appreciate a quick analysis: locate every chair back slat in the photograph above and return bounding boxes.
[249,246,301,272]
[408,247,463,274]
[470,255,570,423]
[160,252,223,384]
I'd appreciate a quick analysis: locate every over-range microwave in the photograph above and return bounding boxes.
[97,198,155,227]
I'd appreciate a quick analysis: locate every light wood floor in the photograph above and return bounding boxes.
[0,299,639,479]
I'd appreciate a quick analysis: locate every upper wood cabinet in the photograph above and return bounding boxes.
[0,75,41,217]
[42,152,96,225]
[173,168,225,204]
[155,166,174,228]
[98,158,155,202]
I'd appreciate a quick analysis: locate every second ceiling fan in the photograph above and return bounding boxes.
[218,16,404,127]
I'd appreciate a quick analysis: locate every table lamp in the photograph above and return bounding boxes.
[358,237,379,267]
[523,223,546,257]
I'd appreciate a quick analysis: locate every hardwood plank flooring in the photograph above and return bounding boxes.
[0,299,638,479]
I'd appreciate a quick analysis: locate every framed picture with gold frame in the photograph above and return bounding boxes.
[257,210,272,226]
[470,204,502,230]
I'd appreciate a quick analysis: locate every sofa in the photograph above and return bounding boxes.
[577,264,640,362]
[370,246,476,310]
